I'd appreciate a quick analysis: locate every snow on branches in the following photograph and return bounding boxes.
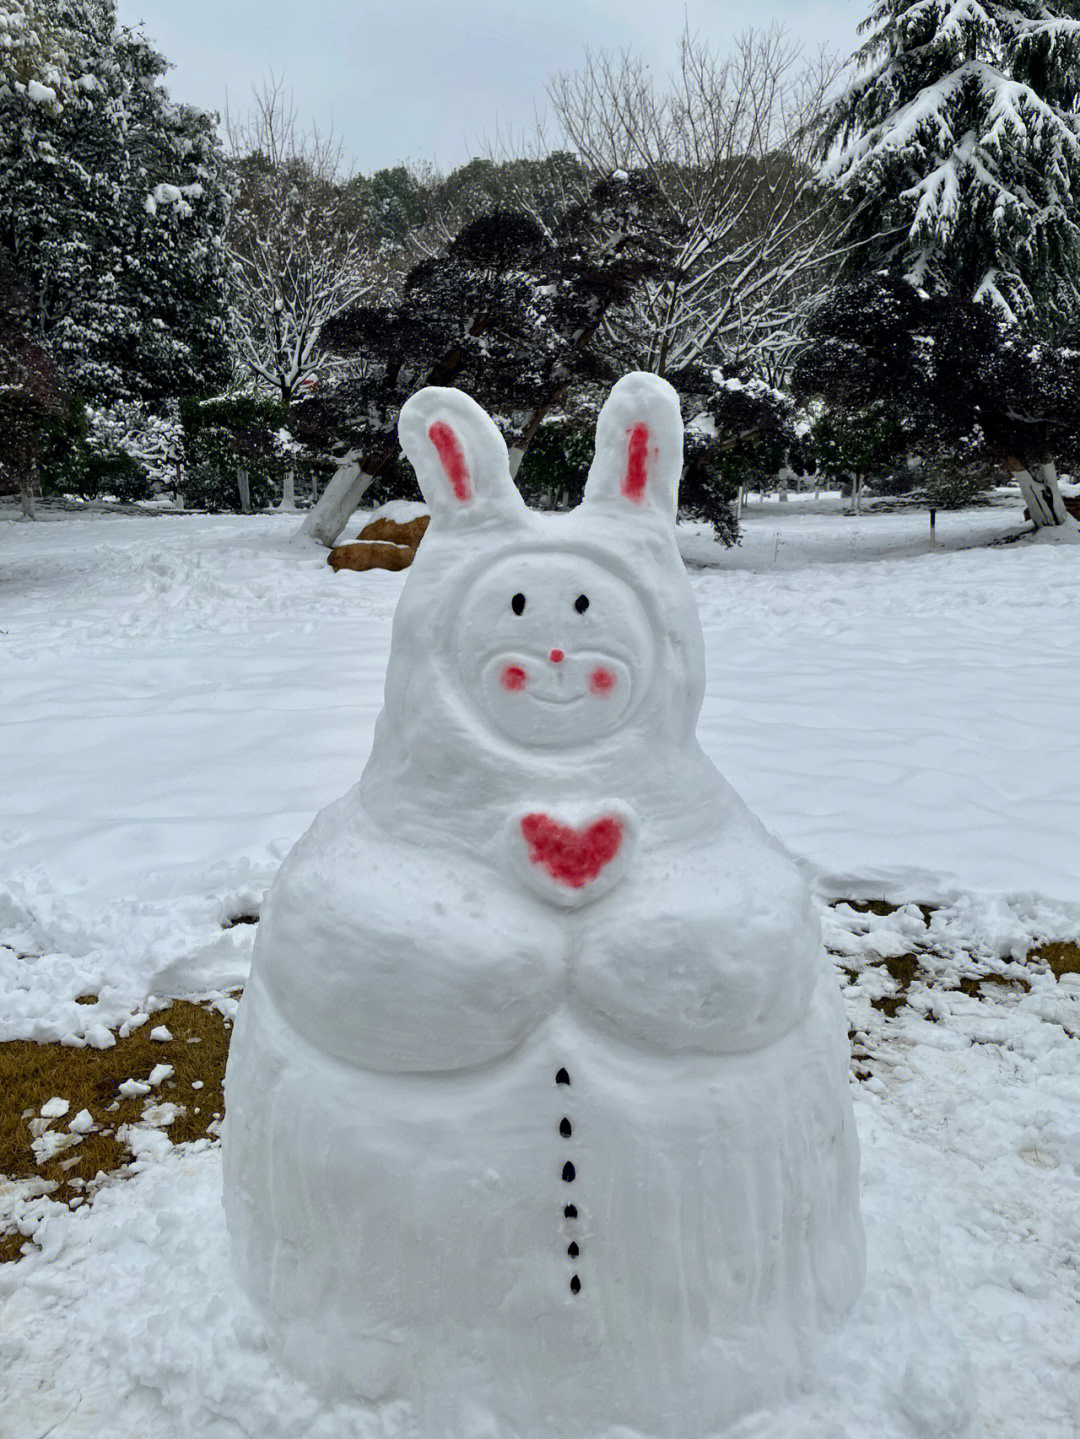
[0,0,232,408]
[817,1,1080,331]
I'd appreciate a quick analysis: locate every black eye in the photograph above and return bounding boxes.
[511,593,526,615]
[574,594,589,614]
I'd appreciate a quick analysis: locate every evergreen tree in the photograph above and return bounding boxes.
[793,275,1080,530]
[0,0,232,407]
[0,253,76,517]
[292,174,685,547]
[818,1,1080,332]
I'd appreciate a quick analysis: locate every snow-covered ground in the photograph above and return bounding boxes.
[2,495,1079,1437]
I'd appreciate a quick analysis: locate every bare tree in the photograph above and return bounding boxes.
[224,78,382,405]
[548,27,844,382]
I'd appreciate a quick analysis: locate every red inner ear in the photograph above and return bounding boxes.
[621,423,650,502]
[428,421,472,502]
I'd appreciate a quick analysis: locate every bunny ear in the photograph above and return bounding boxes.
[399,386,527,528]
[582,372,683,522]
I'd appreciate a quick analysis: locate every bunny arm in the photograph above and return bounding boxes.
[253,793,569,1074]
[571,815,820,1055]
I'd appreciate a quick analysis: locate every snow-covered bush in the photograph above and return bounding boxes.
[84,404,183,493]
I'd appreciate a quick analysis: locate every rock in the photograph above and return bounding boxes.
[327,540,416,573]
[356,514,430,547]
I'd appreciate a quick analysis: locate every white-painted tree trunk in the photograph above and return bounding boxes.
[277,468,297,512]
[19,474,37,520]
[851,474,863,515]
[1010,458,1075,528]
[238,469,251,515]
[294,452,372,548]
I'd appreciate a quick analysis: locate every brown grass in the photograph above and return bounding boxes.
[833,898,900,917]
[1029,940,1080,980]
[0,998,236,1261]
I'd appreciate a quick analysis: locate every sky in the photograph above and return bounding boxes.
[114,0,863,176]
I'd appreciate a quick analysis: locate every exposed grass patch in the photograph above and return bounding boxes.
[958,972,1032,998]
[0,1231,29,1264]
[832,899,939,927]
[1,998,236,1262]
[833,898,901,918]
[869,952,922,1017]
[1029,940,1080,981]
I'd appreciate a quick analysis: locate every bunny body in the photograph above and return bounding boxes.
[224,375,864,1436]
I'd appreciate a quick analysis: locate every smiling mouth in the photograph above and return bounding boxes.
[530,692,586,708]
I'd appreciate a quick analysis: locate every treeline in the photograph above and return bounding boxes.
[3,0,1080,537]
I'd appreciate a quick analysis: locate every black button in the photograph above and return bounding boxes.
[511,593,526,615]
[562,1161,575,1182]
[559,1117,572,1137]
[555,1068,570,1085]
[570,1275,581,1294]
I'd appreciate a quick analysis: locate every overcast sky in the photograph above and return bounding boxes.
[114,0,863,175]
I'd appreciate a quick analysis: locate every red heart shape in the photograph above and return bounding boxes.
[520,813,623,889]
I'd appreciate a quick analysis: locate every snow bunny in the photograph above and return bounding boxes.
[223,373,865,1437]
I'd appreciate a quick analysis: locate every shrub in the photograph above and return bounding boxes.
[178,396,288,512]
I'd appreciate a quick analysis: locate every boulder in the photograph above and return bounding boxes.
[357,513,430,548]
[327,540,415,573]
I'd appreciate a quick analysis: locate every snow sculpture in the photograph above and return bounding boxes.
[223,373,865,1435]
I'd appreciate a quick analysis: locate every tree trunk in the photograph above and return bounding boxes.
[277,468,297,512]
[238,469,251,515]
[1008,456,1074,528]
[295,452,375,547]
[852,474,863,515]
[19,471,37,520]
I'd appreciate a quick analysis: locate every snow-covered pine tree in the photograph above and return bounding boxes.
[0,0,231,408]
[816,1,1080,528]
[818,0,1080,330]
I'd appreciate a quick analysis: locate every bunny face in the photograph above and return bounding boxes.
[370,373,719,842]
[452,548,655,748]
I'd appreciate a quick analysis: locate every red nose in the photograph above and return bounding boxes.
[549,649,565,664]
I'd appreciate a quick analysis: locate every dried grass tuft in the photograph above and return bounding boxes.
[0,998,235,1262]
[1029,940,1080,981]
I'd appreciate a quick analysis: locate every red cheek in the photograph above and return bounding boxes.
[590,667,616,695]
[501,665,528,691]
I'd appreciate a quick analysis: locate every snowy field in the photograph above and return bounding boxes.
[2,495,1079,1438]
